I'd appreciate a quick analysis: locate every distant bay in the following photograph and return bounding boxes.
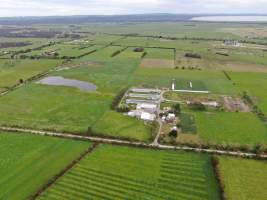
[191,16,267,22]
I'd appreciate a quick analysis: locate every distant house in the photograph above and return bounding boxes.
[223,40,239,46]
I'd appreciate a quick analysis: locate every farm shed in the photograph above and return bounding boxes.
[141,112,156,121]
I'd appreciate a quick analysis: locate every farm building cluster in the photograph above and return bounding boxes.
[124,88,162,122]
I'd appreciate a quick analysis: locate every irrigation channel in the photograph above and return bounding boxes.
[1,126,266,159]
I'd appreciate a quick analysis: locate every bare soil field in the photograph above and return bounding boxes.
[223,96,251,112]
[220,61,267,73]
[221,27,267,38]
[56,60,104,71]
[140,58,175,68]
[176,53,267,72]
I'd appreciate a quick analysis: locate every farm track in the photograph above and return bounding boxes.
[1,126,266,159]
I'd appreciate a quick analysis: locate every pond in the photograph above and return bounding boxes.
[191,16,267,22]
[38,76,97,92]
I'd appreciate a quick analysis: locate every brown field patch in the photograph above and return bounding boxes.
[140,58,175,68]
[176,53,267,72]
[223,96,251,112]
[220,61,267,72]
[221,27,267,38]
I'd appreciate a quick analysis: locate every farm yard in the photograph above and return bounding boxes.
[0,20,267,200]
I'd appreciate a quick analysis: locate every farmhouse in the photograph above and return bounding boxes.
[223,40,239,46]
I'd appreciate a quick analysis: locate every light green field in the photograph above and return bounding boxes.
[195,111,267,147]
[0,59,61,92]
[0,131,90,200]
[230,72,267,115]
[92,111,153,142]
[145,48,174,59]
[39,145,220,200]
[22,44,98,58]
[219,156,267,200]
[0,84,113,133]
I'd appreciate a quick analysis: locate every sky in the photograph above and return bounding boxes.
[0,0,267,17]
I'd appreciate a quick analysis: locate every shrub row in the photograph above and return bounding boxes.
[110,87,128,111]
[242,92,267,123]
[159,139,267,155]
[30,143,99,200]
[222,70,232,81]
[111,47,128,57]
[141,52,147,58]
[211,155,226,200]
[185,52,201,59]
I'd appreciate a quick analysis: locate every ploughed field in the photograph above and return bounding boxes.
[39,145,221,200]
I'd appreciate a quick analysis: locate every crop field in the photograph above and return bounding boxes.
[0,131,91,200]
[218,156,267,200]
[39,145,220,200]
[0,59,61,92]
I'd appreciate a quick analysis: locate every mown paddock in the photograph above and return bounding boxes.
[39,144,220,200]
[91,111,153,142]
[144,48,175,60]
[218,156,267,200]
[0,131,91,200]
[0,83,113,133]
[195,111,267,147]
[229,71,267,115]
[131,68,235,94]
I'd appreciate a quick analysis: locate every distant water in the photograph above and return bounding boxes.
[38,76,97,92]
[191,16,267,22]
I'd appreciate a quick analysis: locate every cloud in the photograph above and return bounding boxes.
[0,0,266,17]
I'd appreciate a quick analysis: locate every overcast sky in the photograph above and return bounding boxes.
[0,0,266,17]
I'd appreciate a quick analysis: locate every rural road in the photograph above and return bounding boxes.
[1,126,266,159]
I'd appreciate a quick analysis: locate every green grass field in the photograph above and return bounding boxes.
[219,156,267,200]
[0,131,91,200]
[0,84,113,133]
[39,145,220,200]
[195,111,267,147]
[230,72,267,115]
[131,68,236,94]
[0,59,61,92]
[92,111,153,142]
